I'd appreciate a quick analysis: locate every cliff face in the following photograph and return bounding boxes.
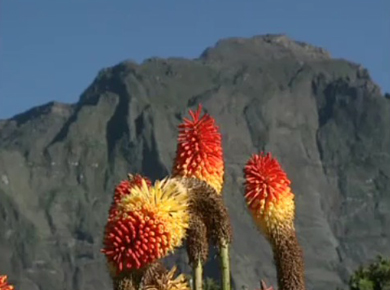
[0,34,389,290]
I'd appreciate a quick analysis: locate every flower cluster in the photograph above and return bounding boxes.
[99,103,305,290]
[102,178,190,274]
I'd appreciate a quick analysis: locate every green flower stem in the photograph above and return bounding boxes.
[220,238,230,290]
[193,258,203,290]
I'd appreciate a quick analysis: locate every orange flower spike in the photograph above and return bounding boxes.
[173,104,224,194]
[244,152,295,236]
[0,276,14,290]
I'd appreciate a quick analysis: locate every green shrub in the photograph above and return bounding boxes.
[348,256,390,290]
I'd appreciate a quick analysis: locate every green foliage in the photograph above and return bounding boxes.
[348,256,390,290]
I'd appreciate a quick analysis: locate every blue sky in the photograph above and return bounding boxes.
[0,0,389,119]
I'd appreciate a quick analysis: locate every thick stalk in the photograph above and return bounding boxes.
[220,238,230,290]
[193,258,203,290]
[270,228,305,290]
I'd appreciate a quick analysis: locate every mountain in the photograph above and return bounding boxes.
[0,34,389,290]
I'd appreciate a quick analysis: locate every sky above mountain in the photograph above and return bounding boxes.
[0,0,389,119]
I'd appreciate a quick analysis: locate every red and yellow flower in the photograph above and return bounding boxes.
[172,104,224,194]
[244,152,295,236]
[0,276,14,290]
[108,174,152,220]
[102,178,190,275]
[113,174,152,205]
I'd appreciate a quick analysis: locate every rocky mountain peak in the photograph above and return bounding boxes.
[200,34,331,64]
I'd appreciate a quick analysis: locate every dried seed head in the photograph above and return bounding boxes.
[111,262,168,290]
[186,212,209,265]
[142,265,190,290]
[174,177,232,246]
[141,262,167,286]
[112,270,144,290]
[271,229,306,290]
[113,276,138,290]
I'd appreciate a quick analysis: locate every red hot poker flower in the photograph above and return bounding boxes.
[244,152,295,235]
[102,209,171,272]
[108,174,152,220]
[102,178,190,275]
[172,104,224,194]
[0,276,14,290]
